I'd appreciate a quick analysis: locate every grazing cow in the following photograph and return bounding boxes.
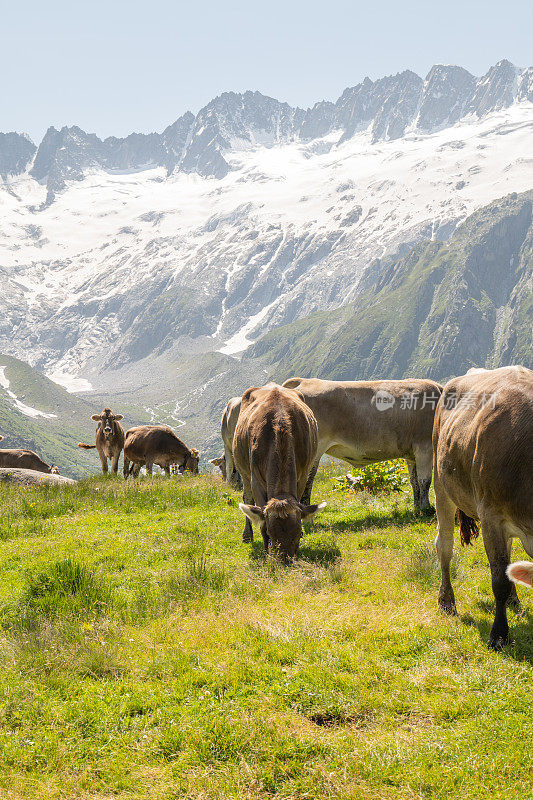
[210,456,226,478]
[221,397,242,487]
[282,377,443,510]
[0,447,59,474]
[209,454,243,488]
[233,383,325,558]
[78,408,124,474]
[123,425,199,477]
[433,366,533,648]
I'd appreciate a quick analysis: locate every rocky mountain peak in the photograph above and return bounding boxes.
[417,65,476,130]
[466,59,518,117]
[0,132,36,177]
[3,59,532,196]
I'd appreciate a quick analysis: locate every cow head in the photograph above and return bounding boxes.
[183,447,200,474]
[91,408,124,440]
[210,455,226,480]
[239,497,326,559]
[50,466,60,474]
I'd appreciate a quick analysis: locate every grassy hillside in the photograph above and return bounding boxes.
[249,191,533,382]
[0,468,532,799]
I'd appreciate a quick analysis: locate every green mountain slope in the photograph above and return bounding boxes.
[249,191,533,381]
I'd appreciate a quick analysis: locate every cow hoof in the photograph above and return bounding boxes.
[488,635,508,651]
[438,598,457,616]
[419,505,435,516]
[242,534,253,544]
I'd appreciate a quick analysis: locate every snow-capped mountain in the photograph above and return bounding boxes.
[0,59,532,393]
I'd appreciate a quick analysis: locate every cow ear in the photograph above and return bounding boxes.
[507,562,533,588]
[299,501,326,521]
[239,503,265,526]
[91,414,102,421]
[113,414,124,421]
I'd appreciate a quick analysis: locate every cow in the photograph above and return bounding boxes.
[233,383,326,558]
[78,408,125,474]
[282,377,443,511]
[123,425,199,478]
[221,396,242,487]
[433,365,533,648]
[209,454,243,488]
[0,447,59,474]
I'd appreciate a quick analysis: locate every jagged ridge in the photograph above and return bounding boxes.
[2,59,531,201]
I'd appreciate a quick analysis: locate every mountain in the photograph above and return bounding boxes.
[0,133,36,178]
[0,59,532,462]
[248,191,533,381]
[2,59,531,195]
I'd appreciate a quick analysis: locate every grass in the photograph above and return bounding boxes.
[0,464,532,799]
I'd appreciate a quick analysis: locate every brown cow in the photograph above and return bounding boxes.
[123,425,199,477]
[282,377,443,511]
[209,454,243,488]
[433,366,533,648]
[221,396,242,487]
[78,408,124,474]
[233,383,325,558]
[0,447,59,474]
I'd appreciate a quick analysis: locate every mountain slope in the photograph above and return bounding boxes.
[248,191,533,381]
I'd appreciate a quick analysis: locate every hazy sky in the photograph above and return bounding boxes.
[2,0,532,143]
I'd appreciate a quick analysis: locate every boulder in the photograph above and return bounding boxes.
[0,468,76,487]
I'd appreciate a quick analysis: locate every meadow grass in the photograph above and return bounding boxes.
[0,465,532,799]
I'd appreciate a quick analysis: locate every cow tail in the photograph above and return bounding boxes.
[78,443,97,449]
[457,510,480,546]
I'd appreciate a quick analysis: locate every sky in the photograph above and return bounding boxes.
[2,0,532,144]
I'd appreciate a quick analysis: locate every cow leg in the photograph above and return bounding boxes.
[406,459,420,509]
[123,456,130,479]
[434,473,457,614]
[506,537,521,610]
[100,453,109,474]
[164,466,171,476]
[110,454,120,475]
[224,444,236,487]
[132,463,141,478]
[414,445,433,512]
[241,476,254,543]
[481,513,513,649]
[300,457,320,505]
[145,462,153,476]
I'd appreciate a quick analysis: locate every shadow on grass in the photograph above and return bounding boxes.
[314,506,435,534]
[460,607,533,664]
